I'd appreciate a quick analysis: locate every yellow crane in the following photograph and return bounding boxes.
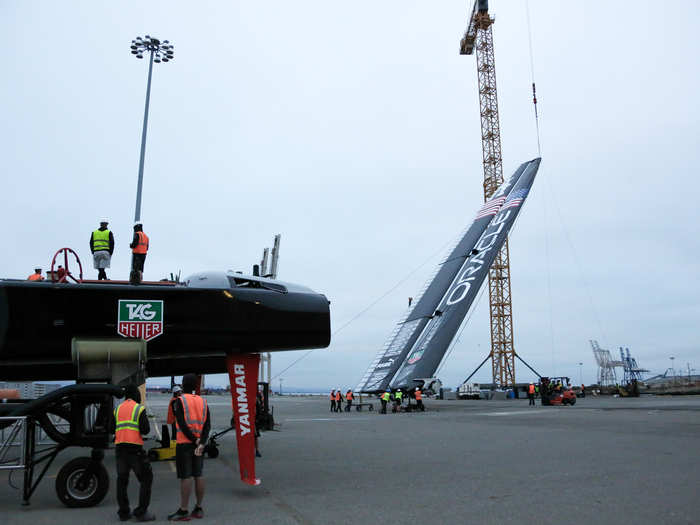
[460,0,517,388]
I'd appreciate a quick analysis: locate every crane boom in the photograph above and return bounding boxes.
[460,0,517,388]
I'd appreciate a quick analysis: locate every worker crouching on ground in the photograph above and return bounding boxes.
[90,219,114,280]
[27,267,43,281]
[168,373,211,521]
[380,389,390,414]
[112,383,155,522]
[130,221,149,284]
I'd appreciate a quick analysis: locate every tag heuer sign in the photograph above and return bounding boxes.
[118,300,164,341]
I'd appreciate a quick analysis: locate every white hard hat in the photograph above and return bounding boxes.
[134,220,143,226]
[100,218,109,224]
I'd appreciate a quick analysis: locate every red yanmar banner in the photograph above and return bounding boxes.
[226,353,261,486]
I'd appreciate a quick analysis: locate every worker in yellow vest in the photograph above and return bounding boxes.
[392,389,403,413]
[380,389,391,414]
[414,387,425,411]
[113,384,154,522]
[130,221,149,284]
[168,373,211,521]
[90,219,114,280]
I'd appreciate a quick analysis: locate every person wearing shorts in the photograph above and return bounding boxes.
[168,374,210,521]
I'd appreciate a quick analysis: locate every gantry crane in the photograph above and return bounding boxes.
[460,0,516,388]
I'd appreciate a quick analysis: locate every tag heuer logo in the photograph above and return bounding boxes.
[118,300,164,341]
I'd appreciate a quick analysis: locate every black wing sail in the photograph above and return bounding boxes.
[355,159,535,393]
[388,157,541,389]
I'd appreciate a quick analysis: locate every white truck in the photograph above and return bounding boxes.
[457,382,481,400]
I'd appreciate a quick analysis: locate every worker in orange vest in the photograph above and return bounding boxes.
[329,390,336,412]
[27,267,43,281]
[414,387,425,411]
[168,373,210,521]
[334,389,342,412]
[113,383,155,522]
[130,221,149,284]
[528,383,536,406]
[581,384,586,398]
[345,390,354,412]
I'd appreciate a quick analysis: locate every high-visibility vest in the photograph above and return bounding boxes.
[330,392,335,400]
[27,273,43,281]
[395,391,402,401]
[92,229,111,252]
[335,392,341,401]
[382,392,390,401]
[167,397,177,424]
[415,390,422,401]
[132,231,149,254]
[528,384,535,394]
[176,393,208,444]
[346,392,353,401]
[114,399,145,445]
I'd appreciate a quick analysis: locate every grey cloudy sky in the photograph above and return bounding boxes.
[2,1,698,389]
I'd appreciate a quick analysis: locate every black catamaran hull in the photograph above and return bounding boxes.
[0,278,330,381]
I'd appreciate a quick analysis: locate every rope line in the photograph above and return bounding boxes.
[271,235,458,380]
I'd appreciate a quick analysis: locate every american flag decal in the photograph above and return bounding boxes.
[501,189,528,210]
[475,196,506,219]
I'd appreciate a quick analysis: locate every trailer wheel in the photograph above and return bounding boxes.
[569,397,576,406]
[369,404,374,411]
[206,445,219,459]
[56,457,109,508]
[148,449,159,462]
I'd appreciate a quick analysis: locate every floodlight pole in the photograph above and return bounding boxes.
[134,50,154,223]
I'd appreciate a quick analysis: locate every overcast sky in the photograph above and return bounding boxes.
[2,1,698,389]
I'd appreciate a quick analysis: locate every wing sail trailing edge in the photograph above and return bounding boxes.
[356,158,540,393]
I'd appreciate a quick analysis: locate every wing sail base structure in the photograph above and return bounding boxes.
[356,158,540,393]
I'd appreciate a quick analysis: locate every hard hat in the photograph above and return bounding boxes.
[172,385,182,394]
[134,220,143,226]
[100,218,109,224]
[386,389,390,392]
[415,387,419,390]
[34,267,41,271]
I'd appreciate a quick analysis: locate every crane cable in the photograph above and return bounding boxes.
[525,0,541,157]
[271,235,459,380]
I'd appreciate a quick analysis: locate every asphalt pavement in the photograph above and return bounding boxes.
[1,394,699,525]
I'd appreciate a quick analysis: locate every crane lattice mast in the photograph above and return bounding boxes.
[460,1,516,388]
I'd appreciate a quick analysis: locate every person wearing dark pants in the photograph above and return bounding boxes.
[113,384,154,522]
[168,373,211,521]
[130,221,149,284]
[330,390,336,412]
[380,390,390,414]
[528,383,536,406]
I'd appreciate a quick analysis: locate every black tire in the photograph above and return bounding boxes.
[206,446,219,459]
[148,449,159,462]
[55,457,109,508]
[569,397,576,406]
[369,404,374,411]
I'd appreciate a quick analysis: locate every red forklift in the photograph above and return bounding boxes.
[540,377,577,406]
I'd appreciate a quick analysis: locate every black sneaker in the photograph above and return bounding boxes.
[190,506,204,519]
[168,508,191,521]
[134,511,156,522]
[118,512,131,522]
